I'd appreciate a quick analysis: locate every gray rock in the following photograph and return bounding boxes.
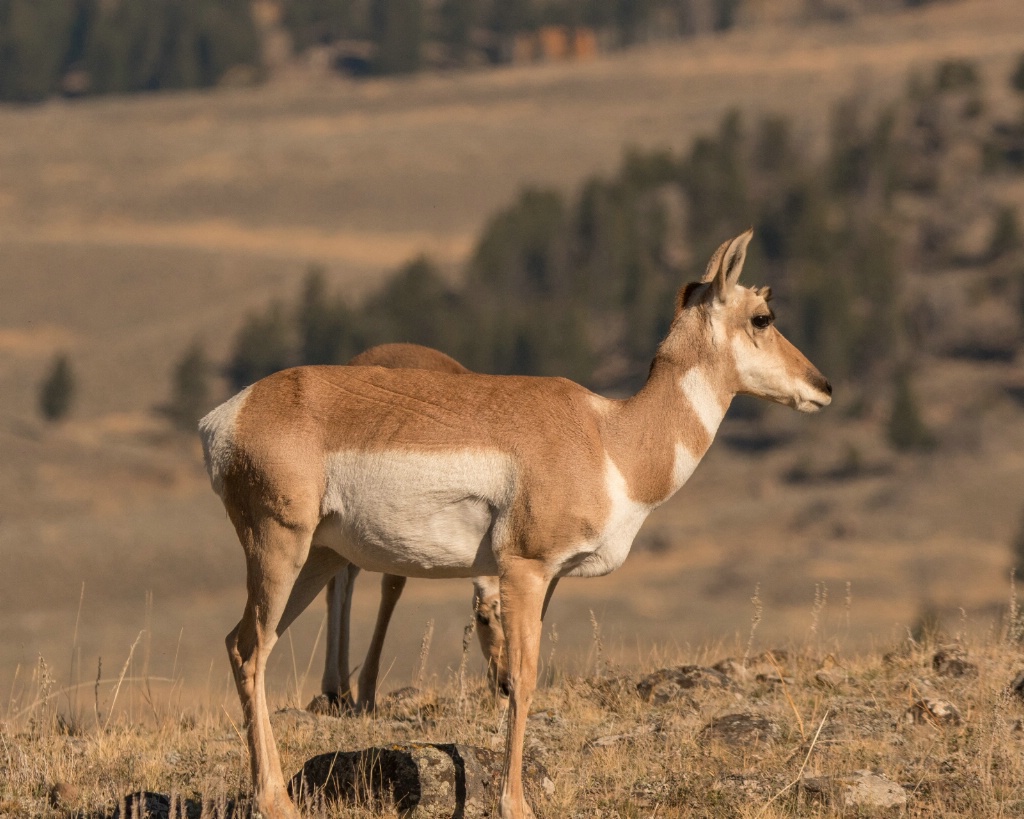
[637,665,734,704]
[802,770,908,813]
[1009,670,1024,701]
[754,670,792,687]
[814,669,842,689]
[904,697,962,727]
[710,657,750,682]
[932,645,977,678]
[699,712,779,747]
[289,743,551,818]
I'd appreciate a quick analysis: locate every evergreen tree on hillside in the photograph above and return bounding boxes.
[297,266,359,365]
[888,367,936,452]
[615,0,652,45]
[162,339,213,431]
[371,0,423,74]
[84,0,260,93]
[0,0,81,102]
[468,187,570,300]
[39,353,75,423]
[1013,53,1024,94]
[363,256,465,355]
[681,110,749,255]
[439,0,478,63]
[1011,503,1024,582]
[283,0,357,52]
[225,302,293,391]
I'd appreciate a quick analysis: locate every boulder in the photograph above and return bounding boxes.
[1009,670,1024,701]
[289,743,552,818]
[932,645,977,678]
[904,697,962,727]
[710,657,749,682]
[637,665,734,704]
[699,712,780,747]
[802,770,908,814]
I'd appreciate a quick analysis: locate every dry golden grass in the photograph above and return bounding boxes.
[6,614,1024,817]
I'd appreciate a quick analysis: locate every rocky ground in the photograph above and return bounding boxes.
[7,631,1024,818]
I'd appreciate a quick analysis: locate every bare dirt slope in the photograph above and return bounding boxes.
[2,0,1024,709]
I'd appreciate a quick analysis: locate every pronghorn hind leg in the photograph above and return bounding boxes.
[226,529,343,819]
[356,573,407,712]
[314,565,359,713]
[497,559,549,819]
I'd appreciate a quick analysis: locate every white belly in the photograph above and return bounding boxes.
[314,449,514,578]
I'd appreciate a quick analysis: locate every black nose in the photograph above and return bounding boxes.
[823,379,833,396]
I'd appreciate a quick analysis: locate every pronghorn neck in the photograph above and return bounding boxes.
[603,309,735,505]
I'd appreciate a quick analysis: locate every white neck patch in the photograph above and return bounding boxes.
[672,442,699,492]
[680,368,726,439]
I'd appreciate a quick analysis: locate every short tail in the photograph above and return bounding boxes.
[197,386,252,496]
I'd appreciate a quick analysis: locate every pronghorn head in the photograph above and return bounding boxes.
[472,578,509,697]
[674,230,832,412]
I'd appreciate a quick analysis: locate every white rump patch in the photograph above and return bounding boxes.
[197,385,252,497]
[560,456,652,579]
[316,449,515,578]
[680,368,726,439]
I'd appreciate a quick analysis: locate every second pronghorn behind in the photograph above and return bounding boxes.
[311,343,507,715]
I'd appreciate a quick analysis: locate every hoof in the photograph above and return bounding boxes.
[499,794,537,819]
[255,790,302,819]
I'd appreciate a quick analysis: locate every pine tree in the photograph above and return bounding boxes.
[887,368,936,451]
[0,0,80,101]
[371,0,423,74]
[364,255,464,353]
[162,339,213,430]
[439,0,477,64]
[1012,53,1024,94]
[225,302,293,391]
[1011,503,1024,582]
[297,266,359,365]
[39,353,75,422]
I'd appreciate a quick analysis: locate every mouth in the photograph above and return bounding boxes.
[795,393,832,413]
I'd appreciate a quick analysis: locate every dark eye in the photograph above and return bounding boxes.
[751,314,773,330]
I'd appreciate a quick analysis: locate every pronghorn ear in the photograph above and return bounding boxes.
[702,229,754,303]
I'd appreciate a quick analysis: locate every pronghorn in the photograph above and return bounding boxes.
[199,231,831,819]
[313,343,508,713]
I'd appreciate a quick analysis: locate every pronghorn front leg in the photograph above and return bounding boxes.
[497,558,550,819]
